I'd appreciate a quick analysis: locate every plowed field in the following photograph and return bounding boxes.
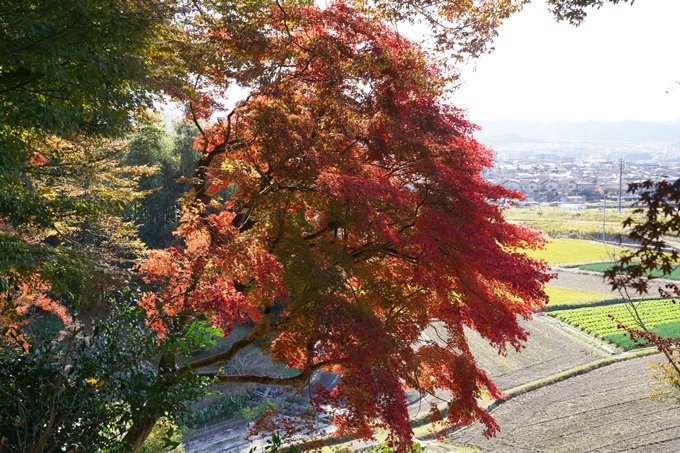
[446,356,680,452]
[464,317,609,390]
[425,316,608,392]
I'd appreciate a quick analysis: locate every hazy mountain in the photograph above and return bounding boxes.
[476,119,680,144]
[479,133,546,146]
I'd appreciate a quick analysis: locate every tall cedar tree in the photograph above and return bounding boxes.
[138,3,551,450]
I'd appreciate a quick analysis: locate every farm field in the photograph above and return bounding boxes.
[548,268,667,300]
[446,355,680,452]
[504,206,638,239]
[543,286,612,310]
[426,317,608,391]
[548,268,623,295]
[431,207,680,452]
[505,206,635,224]
[548,299,680,350]
[523,239,627,266]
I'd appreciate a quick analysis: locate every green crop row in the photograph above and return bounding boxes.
[548,299,680,350]
[579,262,680,280]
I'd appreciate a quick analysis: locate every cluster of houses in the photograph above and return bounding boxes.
[483,157,680,203]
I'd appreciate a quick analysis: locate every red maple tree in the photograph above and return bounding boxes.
[139,3,551,449]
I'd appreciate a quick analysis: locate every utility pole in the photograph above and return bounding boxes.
[618,158,624,212]
[603,194,606,243]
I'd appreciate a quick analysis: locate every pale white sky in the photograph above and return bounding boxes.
[451,0,680,123]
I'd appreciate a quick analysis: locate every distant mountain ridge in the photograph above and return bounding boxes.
[475,119,680,144]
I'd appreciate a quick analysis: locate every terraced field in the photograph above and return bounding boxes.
[547,268,666,299]
[435,231,680,452]
[447,356,680,452]
[503,207,633,240]
[442,258,680,453]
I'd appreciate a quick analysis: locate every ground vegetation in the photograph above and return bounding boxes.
[548,299,680,350]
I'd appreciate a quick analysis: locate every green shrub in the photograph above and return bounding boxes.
[176,394,248,429]
[238,400,278,421]
[141,418,185,453]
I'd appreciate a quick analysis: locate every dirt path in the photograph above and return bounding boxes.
[447,356,680,452]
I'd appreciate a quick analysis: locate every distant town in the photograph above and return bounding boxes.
[472,119,680,205]
[484,156,680,204]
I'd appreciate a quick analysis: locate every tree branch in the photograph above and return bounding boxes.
[302,222,339,241]
[28,326,84,453]
[199,360,340,386]
[181,316,273,372]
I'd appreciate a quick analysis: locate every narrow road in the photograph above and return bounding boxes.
[550,267,667,299]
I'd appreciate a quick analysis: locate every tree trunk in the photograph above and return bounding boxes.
[122,414,160,453]
[124,352,178,452]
